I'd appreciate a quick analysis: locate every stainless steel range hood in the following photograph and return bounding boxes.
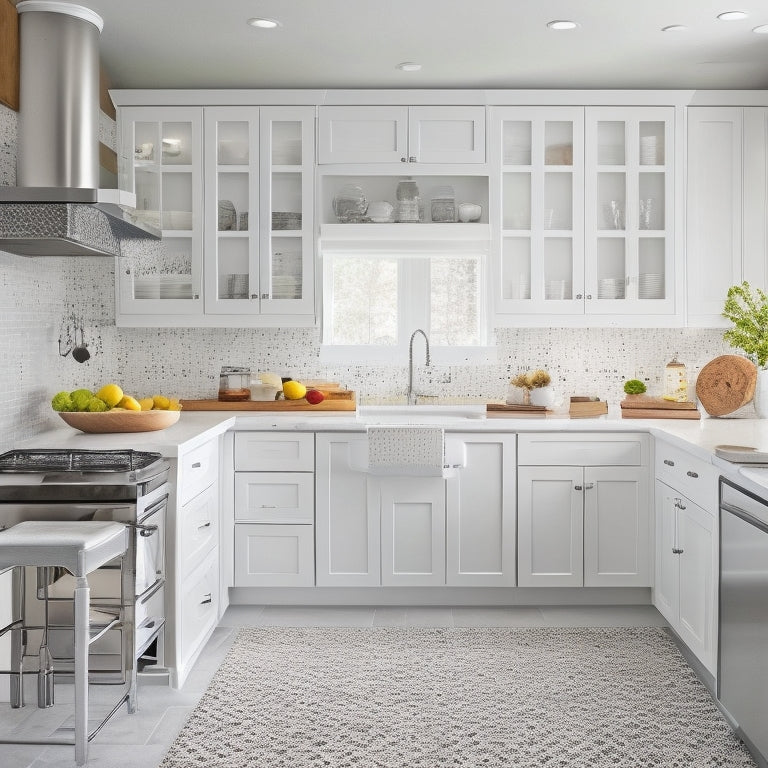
[0,1,160,257]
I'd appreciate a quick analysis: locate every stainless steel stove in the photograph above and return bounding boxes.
[0,449,170,705]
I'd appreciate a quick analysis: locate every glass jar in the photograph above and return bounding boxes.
[663,356,688,402]
[333,184,368,223]
[430,185,456,222]
[395,178,421,223]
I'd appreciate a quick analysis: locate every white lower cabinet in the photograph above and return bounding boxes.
[233,432,315,587]
[179,548,219,671]
[315,432,516,587]
[234,523,314,586]
[517,433,650,588]
[377,476,446,586]
[654,479,718,674]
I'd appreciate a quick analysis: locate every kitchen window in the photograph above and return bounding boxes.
[320,248,493,363]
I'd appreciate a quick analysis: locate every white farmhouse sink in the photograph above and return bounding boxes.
[356,404,486,424]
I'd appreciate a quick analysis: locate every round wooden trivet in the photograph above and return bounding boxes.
[695,355,757,416]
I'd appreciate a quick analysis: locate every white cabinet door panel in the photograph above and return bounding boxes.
[446,434,516,586]
[378,477,445,586]
[318,106,408,164]
[409,106,486,163]
[234,471,314,523]
[234,432,314,472]
[234,523,314,587]
[584,466,650,587]
[518,466,583,587]
[315,433,380,587]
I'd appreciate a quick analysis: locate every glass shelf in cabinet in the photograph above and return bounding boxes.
[217,164,250,173]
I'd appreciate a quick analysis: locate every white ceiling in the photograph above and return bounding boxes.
[46,0,768,90]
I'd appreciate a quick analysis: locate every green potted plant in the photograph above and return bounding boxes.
[623,379,647,401]
[722,281,768,416]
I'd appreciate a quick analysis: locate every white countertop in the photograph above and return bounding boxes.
[16,409,768,497]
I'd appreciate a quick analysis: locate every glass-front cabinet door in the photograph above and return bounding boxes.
[204,106,314,319]
[117,106,203,318]
[584,107,674,315]
[493,107,584,315]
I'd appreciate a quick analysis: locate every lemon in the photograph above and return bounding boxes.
[119,395,141,411]
[138,397,154,411]
[96,384,123,408]
[282,380,307,400]
[152,394,171,410]
[167,398,183,411]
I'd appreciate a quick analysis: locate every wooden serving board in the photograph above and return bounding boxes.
[696,355,756,417]
[620,396,697,410]
[180,396,356,412]
[487,403,548,414]
[621,408,701,420]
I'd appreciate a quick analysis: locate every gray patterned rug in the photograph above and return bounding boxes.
[160,627,756,767]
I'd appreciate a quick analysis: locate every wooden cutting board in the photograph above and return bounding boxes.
[180,395,356,412]
[621,408,701,420]
[620,396,697,410]
[695,355,757,417]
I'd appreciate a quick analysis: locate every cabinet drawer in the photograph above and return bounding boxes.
[234,432,314,472]
[179,439,219,505]
[180,550,219,665]
[655,440,718,513]
[179,481,219,578]
[234,523,315,586]
[518,433,648,467]
[235,472,314,523]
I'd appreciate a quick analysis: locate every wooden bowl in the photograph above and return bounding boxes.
[58,410,180,434]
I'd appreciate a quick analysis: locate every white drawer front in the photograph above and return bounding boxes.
[234,432,314,472]
[655,440,718,513]
[234,523,315,587]
[235,472,314,523]
[180,551,219,665]
[179,481,219,578]
[179,439,219,505]
[518,433,648,467]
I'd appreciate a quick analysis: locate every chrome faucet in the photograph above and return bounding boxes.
[407,329,430,405]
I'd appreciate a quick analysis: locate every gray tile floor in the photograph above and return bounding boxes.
[2,605,668,768]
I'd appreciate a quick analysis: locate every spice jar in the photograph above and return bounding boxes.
[430,185,456,222]
[663,356,688,402]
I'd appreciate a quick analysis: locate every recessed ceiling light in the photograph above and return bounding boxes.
[753,24,768,33]
[547,20,579,30]
[662,24,688,32]
[396,62,422,72]
[717,11,748,21]
[247,17,280,29]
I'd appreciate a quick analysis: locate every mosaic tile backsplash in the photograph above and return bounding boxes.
[0,104,736,453]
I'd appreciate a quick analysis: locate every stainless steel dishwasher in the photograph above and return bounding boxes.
[719,477,768,767]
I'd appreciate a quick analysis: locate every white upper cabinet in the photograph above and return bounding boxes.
[318,106,486,165]
[116,106,205,319]
[116,104,315,327]
[687,107,768,326]
[492,105,678,326]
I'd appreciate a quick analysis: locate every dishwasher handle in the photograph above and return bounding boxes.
[721,501,768,535]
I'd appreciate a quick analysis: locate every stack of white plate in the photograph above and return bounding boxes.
[597,278,625,299]
[598,144,624,165]
[504,145,531,165]
[134,274,193,300]
[639,273,664,299]
[545,280,571,300]
[640,136,659,165]
[271,276,302,300]
[508,281,530,300]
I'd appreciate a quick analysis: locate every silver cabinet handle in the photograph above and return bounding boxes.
[672,548,684,555]
[259,504,277,508]
[193,294,200,300]
[674,499,687,511]
[191,461,202,469]
[261,292,269,299]
[574,485,583,491]
[201,593,212,605]
[400,157,407,162]
[663,459,674,466]
[197,521,212,530]
[686,470,699,478]
[251,293,258,299]
[584,482,594,490]
[586,294,593,300]
[576,294,583,299]
[409,156,417,163]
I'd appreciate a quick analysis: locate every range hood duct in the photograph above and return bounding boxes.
[0,1,160,256]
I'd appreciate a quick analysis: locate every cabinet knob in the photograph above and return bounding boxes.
[672,548,684,555]
[251,293,258,299]
[663,459,674,466]
[401,157,407,163]
[586,294,593,300]
[576,294,583,299]
[409,156,417,163]
[686,470,699,478]
[574,485,583,491]
[261,293,269,299]
[193,294,200,300]
[584,482,595,490]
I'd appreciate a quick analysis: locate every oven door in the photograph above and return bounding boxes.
[135,491,167,596]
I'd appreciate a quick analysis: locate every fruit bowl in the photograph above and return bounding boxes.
[58,410,180,434]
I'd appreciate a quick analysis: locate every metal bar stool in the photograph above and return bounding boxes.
[0,520,130,765]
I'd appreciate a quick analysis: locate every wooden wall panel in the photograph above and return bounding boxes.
[0,0,19,111]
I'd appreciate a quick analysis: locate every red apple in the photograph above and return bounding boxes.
[305,389,325,405]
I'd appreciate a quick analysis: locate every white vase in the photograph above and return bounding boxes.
[755,368,768,418]
[530,386,555,408]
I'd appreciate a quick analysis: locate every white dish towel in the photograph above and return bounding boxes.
[366,426,445,476]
